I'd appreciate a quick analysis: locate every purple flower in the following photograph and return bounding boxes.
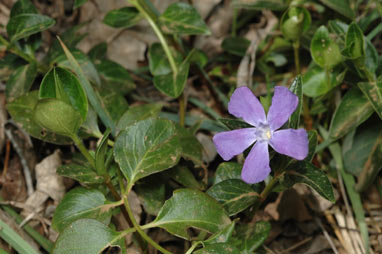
[213,86,309,184]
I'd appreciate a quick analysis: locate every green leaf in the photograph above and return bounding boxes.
[52,219,122,254]
[218,118,252,130]
[57,163,104,184]
[302,64,346,97]
[153,61,190,98]
[233,0,288,11]
[281,7,311,42]
[95,129,111,176]
[221,37,250,57]
[233,221,271,252]
[7,14,55,42]
[33,98,83,137]
[135,178,165,216]
[96,59,135,92]
[53,49,101,86]
[204,222,235,245]
[358,81,382,119]
[7,91,72,144]
[207,179,259,216]
[52,188,112,233]
[310,26,342,69]
[177,125,203,165]
[329,88,374,140]
[149,43,182,76]
[149,189,231,239]
[88,42,108,61]
[39,67,88,121]
[168,165,203,190]
[343,22,365,60]
[74,0,88,9]
[289,75,303,128]
[116,103,163,134]
[159,3,210,35]
[307,130,318,162]
[6,62,37,101]
[80,105,102,137]
[103,7,141,28]
[319,0,354,19]
[98,86,129,122]
[114,118,180,183]
[194,243,240,254]
[287,161,335,202]
[214,162,242,184]
[343,123,382,192]
[10,0,38,17]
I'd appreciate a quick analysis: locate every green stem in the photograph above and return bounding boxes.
[178,93,186,127]
[71,134,96,169]
[123,195,172,254]
[131,0,178,76]
[293,40,300,75]
[253,173,284,211]
[185,241,202,254]
[0,35,35,63]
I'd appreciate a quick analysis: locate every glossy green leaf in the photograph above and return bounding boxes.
[153,61,189,98]
[57,163,104,184]
[221,37,250,57]
[116,103,163,134]
[80,105,101,137]
[281,6,311,41]
[33,98,83,137]
[53,49,101,86]
[149,43,182,76]
[159,3,210,35]
[207,179,258,216]
[319,0,354,19]
[98,86,129,122]
[310,26,342,69]
[39,67,88,121]
[218,118,252,130]
[302,64,346,97]
[7,14,55,42]
[149,189,231,240]
[189,49,208,68]
[177,125,203,165]
[10,0,38,17]
[6,62,37,101]
[52,188,112,232]
[358,81,382,119]
[287,161,335,202]
[168,165,203,190]
[135,178,165,216]
[214,162,242,184]
[74,0,87,9]
[289,75,303,128]
[233,221,271,252]
[88,42,107,61]
[95,129,111,176]
[233,0,288,11]
[343,123,382,192]
[194,243,240,254]
[307,130,318,162]
[7,91,71,144]
[343,22,364,59]
[204,222,235,245]
[329,88,374,140]
[103,7,141,28]
[114,118,180,183]
[96,59,134,91]
[52,219,122,254]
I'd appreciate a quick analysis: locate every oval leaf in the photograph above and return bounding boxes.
[52,188,112,232]
[57,163,104,185]
[103,7,141,28]
[159,3,210,35]
[52,219,121,254]
[288,75,303,128]
[39,67,88,121]
[6,62,37,101]
[214,162,242,184]
[7,13,55,42]
[358,81,382,120]
[33,98,83,137]
[149,189,231,239]
[207,179,259,216]
[194,243,240,254]
[233,221,271,252]
[114,118,180,183]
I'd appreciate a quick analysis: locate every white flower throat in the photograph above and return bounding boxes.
[255,123,272,142]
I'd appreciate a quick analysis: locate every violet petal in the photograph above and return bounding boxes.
[213,128,257,161]
[228,87,266,127]
[241,141,271,184]
[270,128,309,160]
[267,86,298,131]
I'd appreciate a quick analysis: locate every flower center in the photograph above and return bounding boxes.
[256,123,272,142]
